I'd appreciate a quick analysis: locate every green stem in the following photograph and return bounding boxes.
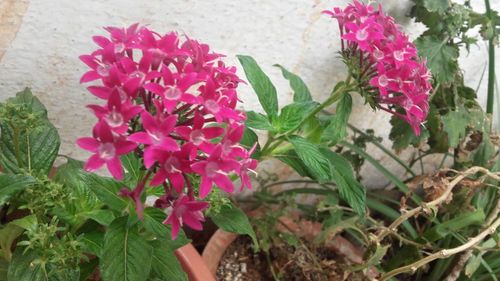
[485,0,496,116]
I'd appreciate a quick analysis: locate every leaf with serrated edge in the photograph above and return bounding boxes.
[100,216,153,281]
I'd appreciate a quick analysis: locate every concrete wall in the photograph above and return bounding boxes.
[0,0,498,187]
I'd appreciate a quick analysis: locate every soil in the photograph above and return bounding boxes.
[216,236,369,281]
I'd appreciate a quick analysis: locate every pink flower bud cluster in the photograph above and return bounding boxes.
[76,24,257,238]
[324,1,432,135]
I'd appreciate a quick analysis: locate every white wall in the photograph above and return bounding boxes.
[0,0,498,187]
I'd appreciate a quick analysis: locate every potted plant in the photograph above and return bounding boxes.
[201,0,500,280]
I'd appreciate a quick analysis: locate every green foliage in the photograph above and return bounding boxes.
[442,109,470,147]
[0,174,36,206]
[79,172,129,212]
[273,64,312,102]
[208,202,259,248]
[287,135,331,182]
[142,208,189,249]
[237,55,279,118]
[149,239,188,281]
[322,94,352,145]
[0,88,60,175]
[415,36,458,84]
[273,101,317,133]
[100,216,153,281]
[246,111,274,131]
[423,0,449,14]
[321,148,366,216]
[389,115,425,151]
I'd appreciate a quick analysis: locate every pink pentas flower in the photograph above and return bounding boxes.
[77,24,257,239]
[164,195,209,240]
[87,90,143,134]
[324,0,432,135]
[128,111,180,168]
[191,145,239,198]
[76,121,136,180]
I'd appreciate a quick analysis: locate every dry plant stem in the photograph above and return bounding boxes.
[379,216,500,281]
[377,167,500,242]
[444,190,500,281]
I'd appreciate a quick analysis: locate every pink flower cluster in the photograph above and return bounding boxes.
[76,24,257,239]
[324,1,432,135]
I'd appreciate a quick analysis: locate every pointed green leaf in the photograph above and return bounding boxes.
[237,55,278,117]
[79,172,128,212]
[101,216,153,281]
[288,135,331,182]
[322,94,352,144]
[0,89,59,175]
[0,174,36,206]
[245,111,274,130]
[274,64,312,102]
[209,203,258,248]
[149,238,187,281]
[321,148,366,216]
[274,101,318,133]
[7,248,45,281]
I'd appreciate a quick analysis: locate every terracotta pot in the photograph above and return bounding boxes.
[175,243,216,281]
[201,214,378,279]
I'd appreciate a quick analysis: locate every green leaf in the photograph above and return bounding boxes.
[0,223,23,261]
[0,89,60,175]
[80,231,104,258]
[121,153,144,184]
[79,172,128,212]
[143,208,190,249]
[7,248,45,281]
[274,101,318,133]
[237,55,278,117]
[415,35,458,83]
[275,150,314,178]
[442,110,469,147]
[423,0,449,14]
[424,210,485,242]
[321,148,366,216]
[322,94,352,144]
[83,209,116,226]
[389,115,429,151]
[0,174,36,206]
[101,216,153,281]
[53,159,104,226]
[465,254,482,277]
[240,128,261,159]
[0,258,8,280]
[208,203,258,248]
[287,135,331,182]
[245,111,274,130]
[6,246,79,281]
[10,214,37,231]
[273,64,312,102]
[149,239,187,281]
[8,88,47,116]
[0,122,60,176]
